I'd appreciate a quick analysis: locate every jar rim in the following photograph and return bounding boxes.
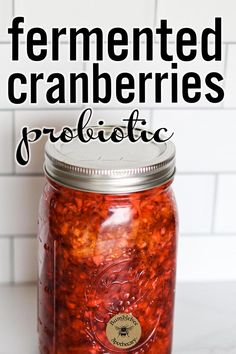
[44,126,176,194]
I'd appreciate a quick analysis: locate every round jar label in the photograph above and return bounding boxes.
[106,313,142,349]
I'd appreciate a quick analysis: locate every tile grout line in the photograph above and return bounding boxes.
[0,234,36,239]
[210,174,219,235]
[149,109,154,131]
[12,110,16,174]
[12,0,15,18]
[0,173,44,177]
[82,56,87,75]
[153,0,159,30]
[176,172,217,176]
[1,107,236,112]
[221,43,229,109]
[181,233,236,237]
[10,237,15,284]
[177,171,236,175]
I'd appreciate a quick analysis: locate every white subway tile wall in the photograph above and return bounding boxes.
[15,0,156,35]
[0,177,44,235]
[178,236,236,282]
[88,109,152,128]
[0,0,236,283]
[0,112,13,173]
[157,0,236,42]
[152,110,236,172]
[174,175,216,234]
[0,0,12,41]
[224,45,236,107]
[214,175,236,233]
[0,239,11,283]
[13,238,37,283]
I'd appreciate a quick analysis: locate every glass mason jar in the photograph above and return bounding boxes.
[38,127,178,354]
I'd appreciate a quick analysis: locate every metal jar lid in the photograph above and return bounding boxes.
[44,126,176,194]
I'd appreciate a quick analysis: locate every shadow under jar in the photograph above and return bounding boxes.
[38,127,178,354]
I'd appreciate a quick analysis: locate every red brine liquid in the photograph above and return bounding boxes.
[38,178,178,354]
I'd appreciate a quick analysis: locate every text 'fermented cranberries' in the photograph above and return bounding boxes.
[38,126,178,354]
